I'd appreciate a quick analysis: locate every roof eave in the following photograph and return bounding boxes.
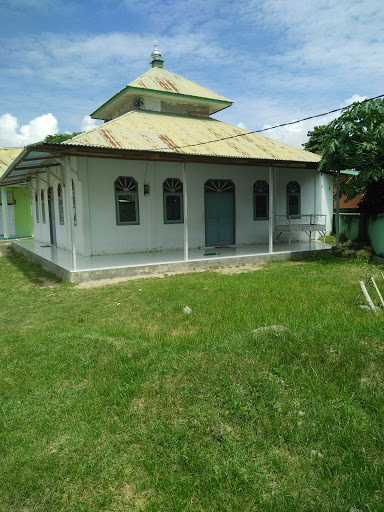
[0,142,321,186]
[90,85,233,119]
[0,143,63,186]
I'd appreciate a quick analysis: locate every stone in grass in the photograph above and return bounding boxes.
[252,325,287,333]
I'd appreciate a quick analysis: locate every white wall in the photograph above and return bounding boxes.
[30,160,84,252]
[320,173,334,233]
[0,205,15,236]
[83,158,333,256]
[29,157,333,255]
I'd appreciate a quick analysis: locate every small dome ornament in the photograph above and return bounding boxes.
[151,41,161,60]
[150,41,164,68]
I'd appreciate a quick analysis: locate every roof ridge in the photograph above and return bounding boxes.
[127,66,154,85]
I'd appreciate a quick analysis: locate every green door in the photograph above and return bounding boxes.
[48,187,57,246]
[205,193,234,246]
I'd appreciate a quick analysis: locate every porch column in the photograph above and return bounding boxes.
[182,161,189,261]
[335,169,340,248]
[1,187,9,239]
[65,157,77,270]
[268,167,274,253]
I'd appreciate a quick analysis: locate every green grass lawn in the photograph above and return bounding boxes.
[1,247,383,511]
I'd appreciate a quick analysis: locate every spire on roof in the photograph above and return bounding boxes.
[151,41,164,68]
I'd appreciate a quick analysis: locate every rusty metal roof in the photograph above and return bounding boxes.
[128,67,232,102]
[66,110,321,163]
[91,67,233,120]
[0,147,24,178]
[0,146,61,186]
[0,112,321,187]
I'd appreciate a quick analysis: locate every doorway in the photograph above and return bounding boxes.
[204,179,235,246]
[48,187,57,245]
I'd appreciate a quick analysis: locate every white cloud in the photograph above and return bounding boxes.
[80,115,99,132]
[0,0,382,146]
[342,94,368,107]
[0,113,58,147]
[260,94,370,149]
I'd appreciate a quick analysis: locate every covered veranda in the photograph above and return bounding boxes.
[11,238,331,283]
[1,142,332,283]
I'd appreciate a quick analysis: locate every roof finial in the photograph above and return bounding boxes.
[150,41,164,68]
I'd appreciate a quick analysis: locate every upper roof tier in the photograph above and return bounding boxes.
[91,66,233,121]
[67,109,321,164]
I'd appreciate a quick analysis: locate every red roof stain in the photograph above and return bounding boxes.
[141,134,157,148]
[206,127,225,140]
[100,128,121,148]
[136,80,147,88]
[155,78,181,93]
[158,135,181,152]
[0,157,6,167]
[226,141,251,157]
[241,134,258,143]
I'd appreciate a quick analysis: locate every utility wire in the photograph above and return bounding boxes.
[159,93,384,151]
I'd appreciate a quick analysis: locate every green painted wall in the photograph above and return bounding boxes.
[367,214,384,258]
[10,188,33,237]
[338,213,360,241]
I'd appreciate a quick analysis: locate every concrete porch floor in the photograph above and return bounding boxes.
[11,239,332,283]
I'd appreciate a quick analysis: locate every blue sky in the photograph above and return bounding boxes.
[0,0,383,148]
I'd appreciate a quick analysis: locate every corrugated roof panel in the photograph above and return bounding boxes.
[66,110,321,163]
[128,67,232,103]
[0,147,24,177]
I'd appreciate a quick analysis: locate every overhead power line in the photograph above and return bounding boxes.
[160,93,384,151]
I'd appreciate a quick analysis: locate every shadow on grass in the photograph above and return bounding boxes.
[286,250,380,268]
[5,246,62,286]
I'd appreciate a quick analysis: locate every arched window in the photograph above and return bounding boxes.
[163,178,183,223]
[35,192,39,223]
[58,184,64,225]
[204,179,235,193]
[72,180,77,226]
[253,180,269,220]
[287,181,301,217]
[41,190,46,223]
[115,177,139,225]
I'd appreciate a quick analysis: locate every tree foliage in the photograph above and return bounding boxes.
[318,98,384,200]
[44,132,80,144]
[302,124,329,155]
[358,178,384,214]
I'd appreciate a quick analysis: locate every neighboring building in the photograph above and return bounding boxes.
[0,148,33,238]
[333,170,362,213]
[0,46,333,279]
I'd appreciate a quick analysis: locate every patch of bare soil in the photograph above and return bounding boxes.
[213,265,263,274]
[38,277,60,288]
[76,263,264,289]
[0,244,10,256]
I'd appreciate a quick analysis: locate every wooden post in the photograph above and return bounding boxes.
[359,280,376,311]
[182,162,188,261]
[371,277,384,307]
